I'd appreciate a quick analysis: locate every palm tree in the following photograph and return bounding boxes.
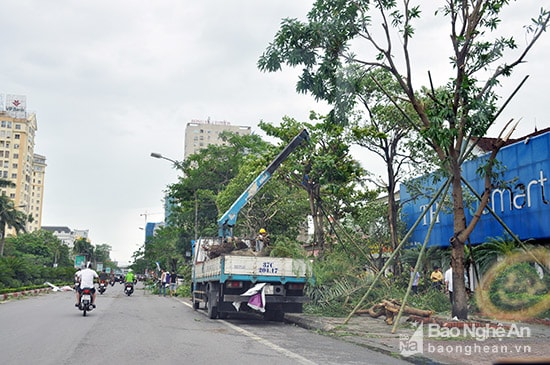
[72,237,95,265]
[0,195,29,256]
[473,236,525,275]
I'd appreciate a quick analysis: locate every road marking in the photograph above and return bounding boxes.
[176,298,317,365]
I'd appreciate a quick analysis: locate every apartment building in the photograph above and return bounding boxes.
[0,94,46,232]
[161,119,251,224]
[184,119,251,158]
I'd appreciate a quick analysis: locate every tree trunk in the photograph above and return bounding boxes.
[308,184,325,249]
[0,226,5,256]
[387,186,400,276]
[450,166,468,319]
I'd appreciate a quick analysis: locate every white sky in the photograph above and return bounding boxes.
[0,1,547,265]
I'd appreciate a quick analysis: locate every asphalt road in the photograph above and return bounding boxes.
[0,283,412,365]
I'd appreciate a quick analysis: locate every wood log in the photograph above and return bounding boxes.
[364,299,433,326]
[366,304,386,318]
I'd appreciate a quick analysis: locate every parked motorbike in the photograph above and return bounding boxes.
[98,281,107,295]
[78,287,94,316]
[124,282,134,296]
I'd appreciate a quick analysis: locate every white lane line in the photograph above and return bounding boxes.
[176,298,317,365]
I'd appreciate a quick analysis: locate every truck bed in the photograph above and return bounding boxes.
[194,255,310,282]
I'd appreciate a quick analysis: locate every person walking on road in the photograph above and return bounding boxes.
[169,271,177,297]
[164,271,171,297]
[159,269,166,296]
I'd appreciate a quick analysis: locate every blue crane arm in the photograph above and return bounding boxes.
[217,128,309,238]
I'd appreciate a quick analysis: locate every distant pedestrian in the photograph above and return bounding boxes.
[445,266,453,305]
[159,269,167,296]
[410,266,420,294]
[169,271,177,297]
[430,266,444,291]
[164,270,171,297]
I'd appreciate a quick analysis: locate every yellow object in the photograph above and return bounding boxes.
[259,228,267,234]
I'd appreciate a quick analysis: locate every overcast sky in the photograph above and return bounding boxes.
[0,1,547,265]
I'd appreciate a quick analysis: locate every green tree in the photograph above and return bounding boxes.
[94,244,112,266]
[259,0,549,319]
[348,68,437,275]
[167,132,267,246]
[0,196,29,257]
[216,150,309,241]
[5,230,72,268]
[72,237,94,265]
[143,225,182,273]
[259,117,372,253]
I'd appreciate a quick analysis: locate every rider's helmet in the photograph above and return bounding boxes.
[259,228,267,234]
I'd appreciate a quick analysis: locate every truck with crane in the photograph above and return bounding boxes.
[191,129,312,321]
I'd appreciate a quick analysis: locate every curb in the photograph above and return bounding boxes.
[1,288,52,302]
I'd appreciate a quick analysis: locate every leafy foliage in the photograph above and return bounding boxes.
[259,0,550,320]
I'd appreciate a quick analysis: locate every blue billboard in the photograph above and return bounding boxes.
[400,130,550,247]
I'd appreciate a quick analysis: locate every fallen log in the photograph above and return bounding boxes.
[365,299,433,325]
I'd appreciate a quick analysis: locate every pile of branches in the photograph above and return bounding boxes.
[204,238,251,259]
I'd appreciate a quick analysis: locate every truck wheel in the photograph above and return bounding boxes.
[192,297,200,310]
[207,291,218,319]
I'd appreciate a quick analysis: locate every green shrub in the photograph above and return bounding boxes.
[488,262,548,312]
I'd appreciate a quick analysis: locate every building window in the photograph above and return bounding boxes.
[14,134,20,139]
[15,124,21,130]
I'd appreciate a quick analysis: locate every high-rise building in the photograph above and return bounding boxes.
[0,94,46,231]
[184,119,251,158]
[162,119,251,224]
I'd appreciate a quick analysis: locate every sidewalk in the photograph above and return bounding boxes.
[285,313,550,365]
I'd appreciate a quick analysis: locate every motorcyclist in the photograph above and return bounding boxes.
[125,269,135,283]
[124,269,135,295]
[75,262,99,308]
[99,269,108,286]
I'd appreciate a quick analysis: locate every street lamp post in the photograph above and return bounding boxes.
[150,152,198,240]
[150,152,180,167]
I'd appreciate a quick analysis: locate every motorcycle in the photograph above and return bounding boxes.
[98,281,107,295]
[124,281,134,296]
[78,287,94,316]
[109,279,115,286]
